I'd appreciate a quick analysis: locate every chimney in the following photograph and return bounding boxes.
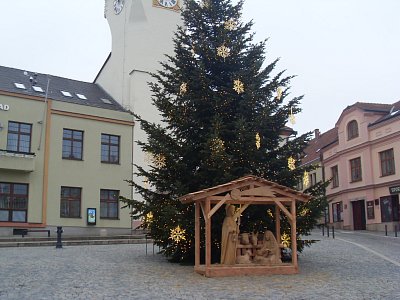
[314,129,320,139]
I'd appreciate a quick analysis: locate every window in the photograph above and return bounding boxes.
[347,120,359,140]
[350,157,362,182]
[60,187,81,218]
[7,121,32,153]
[76,93,87,100]
[332,202,342,222]
[380,195,399,222]
[0,183,28,222]
[61,91,72,97]
[380,148,395,177]
[62,129,83,160]
[308,173,317,186]
[32,86,44,93]
[101,134,120,164]
[100,189,119,219]
[331,165,339,188]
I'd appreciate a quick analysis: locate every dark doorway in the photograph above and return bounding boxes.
[352,200,366,230]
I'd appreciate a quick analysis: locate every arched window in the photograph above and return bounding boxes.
[347,120,359,140]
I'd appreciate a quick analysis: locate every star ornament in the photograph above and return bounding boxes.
[288,156,296,171]
[179,82,188,95]
[224,19,237,31]
[217,45,230,59]
[233,79,244,94]
[169,225,186,243]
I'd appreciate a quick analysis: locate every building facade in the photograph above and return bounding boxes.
[320,102,400,231]
[0,66,134,236]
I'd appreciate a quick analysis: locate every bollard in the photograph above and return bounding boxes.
[395,225,398,238]
[322,225,325,236]
[332,226,335,239]
[56,226,63,249]
[145,234,148,255]
[327,225,330,238]
[385,225,388,236]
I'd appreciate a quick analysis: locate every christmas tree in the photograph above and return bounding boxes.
[121,0,326,262]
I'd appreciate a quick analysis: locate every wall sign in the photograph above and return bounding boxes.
[0,104,10,111]
[87,208,97,225]
[389,185,400,194]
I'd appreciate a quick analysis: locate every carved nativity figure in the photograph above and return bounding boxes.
[220,204,238,265]
[254,230,282,265]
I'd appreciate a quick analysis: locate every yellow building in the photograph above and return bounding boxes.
[0,66,134,236]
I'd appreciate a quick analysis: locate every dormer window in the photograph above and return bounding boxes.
[347,120,359,140]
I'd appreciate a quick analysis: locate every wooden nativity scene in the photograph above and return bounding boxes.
[179,175,311,277]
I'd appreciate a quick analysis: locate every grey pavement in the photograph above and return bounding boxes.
[0,230,399,300]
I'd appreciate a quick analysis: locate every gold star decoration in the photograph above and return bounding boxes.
[145,152,166,168]
[145,212,153,224]
[224,19,237,31]
[169,225,186,243]
[289,107,296,125]
[179,82,188,95]
[288,156,296,171]
[281,233,291,247]
[217,45,230,59]
[255,133,261,149]
[266,209,274,218]
[303,171,309,187]
[233,79,244,94]
[299,208,310,217]
[276,87,283,100]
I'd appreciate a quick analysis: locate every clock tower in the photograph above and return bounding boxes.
[95,0,182,177]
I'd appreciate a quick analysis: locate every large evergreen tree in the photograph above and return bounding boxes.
[121,0,326,262]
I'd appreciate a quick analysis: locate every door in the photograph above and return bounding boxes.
[352,200,366,230]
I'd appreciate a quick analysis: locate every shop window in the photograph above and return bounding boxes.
[350,157,362,182]
[7,121,32,153]
[380,195,399,222]
[347,120,359,140]
[332,202,342,222]
[0,183,28,222]
[100,189,119,219]
[101,134,120,164]
[379,148,395,177]
[366,200,375,219]
[331,165,339,188]
[60,187,81,218]
[62,129,83,160]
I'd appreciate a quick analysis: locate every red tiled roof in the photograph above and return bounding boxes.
[301,128,338,165]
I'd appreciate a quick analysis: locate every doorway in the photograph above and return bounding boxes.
[352,200,366,230]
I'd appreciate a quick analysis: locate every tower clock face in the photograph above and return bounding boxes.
[113,0,125,14]
[157,0,178,8]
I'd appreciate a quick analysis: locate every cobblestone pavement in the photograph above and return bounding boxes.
[0,230,399,300]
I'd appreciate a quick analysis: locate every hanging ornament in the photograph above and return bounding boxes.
[179,82,188,95]
[224,19,237,31]
[266,209,274,218]
[201,0,210,8]
[287,156,296,171]
[289,107,296,125]
[143,177,149,189]
[303,171,309,187]
[276,87,283,100]
[281,233,291,247]
[169,225,186,243]
[216,45,230,59]
[233,79,245,94]
[299,208,310,217]
[153,154,166,168]
[145,212,153,224]
[255,133,261,149]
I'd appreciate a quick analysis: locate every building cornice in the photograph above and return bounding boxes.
[51,109,134,126]
[327,178,400,198]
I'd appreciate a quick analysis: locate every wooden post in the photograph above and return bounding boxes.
[291,200,298,268]
[205,199,211,271]
[195,201,200,267]
[275,205,281,244]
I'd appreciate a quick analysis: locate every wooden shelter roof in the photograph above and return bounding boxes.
[179,175,311,205]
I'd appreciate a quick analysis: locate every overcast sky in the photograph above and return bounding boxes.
[1,0,399,135]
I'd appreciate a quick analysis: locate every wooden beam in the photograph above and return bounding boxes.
[207,193,230,219]
[195,201,200,267]
[205,199,211,268]
[274,200,293,222]
[207,196,293,203]
[291,200,298,268]
[199,202,206,220]
[275,205,281,244]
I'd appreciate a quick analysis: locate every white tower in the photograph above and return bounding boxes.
[96,0,182,182]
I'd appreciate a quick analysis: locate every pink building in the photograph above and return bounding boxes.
[322,101,400,231]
